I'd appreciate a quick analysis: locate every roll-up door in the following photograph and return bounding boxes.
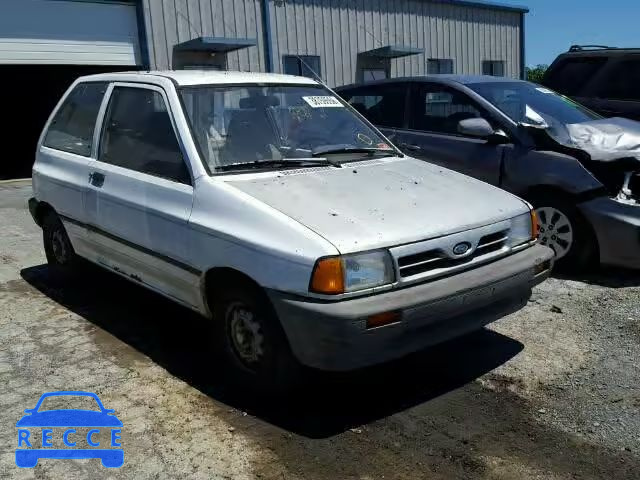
[0,0,141,65]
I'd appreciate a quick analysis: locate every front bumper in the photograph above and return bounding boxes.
[269,244,554,371]
[578,196,640,269]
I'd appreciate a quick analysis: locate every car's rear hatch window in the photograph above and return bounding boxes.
[543,57,607,96]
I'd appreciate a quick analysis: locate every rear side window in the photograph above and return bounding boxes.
[99,87,190,185]
[340,84,406,128]
[544,57,607,96]
[43,82,108,156]
[597,58,640,101]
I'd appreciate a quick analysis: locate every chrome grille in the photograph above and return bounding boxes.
[476,230,509,254]
[394,226,510,280]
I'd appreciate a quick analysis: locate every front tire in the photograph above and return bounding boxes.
[529,193,597,272]
[212,283,300,395]
[42,211,78,276]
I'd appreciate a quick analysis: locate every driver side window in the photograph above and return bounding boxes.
[99,87,191,185]
[409,84,491,136]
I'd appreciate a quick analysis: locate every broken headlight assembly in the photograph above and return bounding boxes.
[614,171,640,205]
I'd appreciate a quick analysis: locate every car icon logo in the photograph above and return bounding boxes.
[452,242,472,256]
[15,391,123,468]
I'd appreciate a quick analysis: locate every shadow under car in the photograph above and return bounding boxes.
[21,263,524,439]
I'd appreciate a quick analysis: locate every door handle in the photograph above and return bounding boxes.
[88,172,105,188]
[400,143,421,152]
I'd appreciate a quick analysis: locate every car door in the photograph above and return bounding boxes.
[36,82,108,227]
[339,82,409,143]
[85,82,199,308]
[392,82,505,185]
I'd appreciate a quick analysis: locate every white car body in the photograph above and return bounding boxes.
[30,71,553,372]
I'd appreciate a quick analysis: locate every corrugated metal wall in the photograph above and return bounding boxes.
[142,0,522,86]
[141,0,266,71]
[270,0,522,86]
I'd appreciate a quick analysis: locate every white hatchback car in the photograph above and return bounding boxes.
[29,71,553,390]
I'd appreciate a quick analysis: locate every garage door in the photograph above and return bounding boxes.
[0,0,142,65]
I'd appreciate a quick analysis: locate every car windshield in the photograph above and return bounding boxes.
[180,84,394,172]
[468,81,601,130]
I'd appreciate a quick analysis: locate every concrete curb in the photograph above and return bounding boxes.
[0,178,31,185]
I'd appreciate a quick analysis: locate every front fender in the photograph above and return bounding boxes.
[502,148,604,198]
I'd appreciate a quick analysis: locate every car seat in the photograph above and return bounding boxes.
[222,96,281,164]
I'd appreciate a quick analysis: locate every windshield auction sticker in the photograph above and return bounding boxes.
[302,96,344,108]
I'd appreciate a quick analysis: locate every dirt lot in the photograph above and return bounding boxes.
[1,180,639,479]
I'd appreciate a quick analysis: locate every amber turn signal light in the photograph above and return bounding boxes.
[366,311,401,329]
[310,257,345,294]
[531,209,540,239]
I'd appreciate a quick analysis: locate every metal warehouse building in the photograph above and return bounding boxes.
[0,0,527,178]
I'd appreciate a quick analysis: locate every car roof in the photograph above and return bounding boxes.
[76,70,321,87]
[557,47,640,58]
[336,75,527,90]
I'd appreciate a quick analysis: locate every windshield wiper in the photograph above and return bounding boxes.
[311,144,396,157]
[216,157,341,172]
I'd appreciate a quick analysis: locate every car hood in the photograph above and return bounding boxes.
[225,157,529,253]
[542,117,640,163]
[16,410,123,427]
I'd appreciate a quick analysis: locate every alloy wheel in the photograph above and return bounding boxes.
[535,206,574,259]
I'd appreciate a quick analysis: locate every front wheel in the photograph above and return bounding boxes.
[536,206,574,259]
[530,194,597,272]
[213,284,300,395]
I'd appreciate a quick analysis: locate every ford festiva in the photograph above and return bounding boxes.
[29,71,553,391]
[337,76,640,271]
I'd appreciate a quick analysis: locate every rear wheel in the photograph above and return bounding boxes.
[42,211,78,276]
[529,193,597,272]
[212,283,300,395]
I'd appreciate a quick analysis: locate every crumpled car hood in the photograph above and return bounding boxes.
[554,117,640,163]
[225,157,528,253]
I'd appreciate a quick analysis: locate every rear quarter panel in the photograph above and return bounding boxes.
[33,147,91,223]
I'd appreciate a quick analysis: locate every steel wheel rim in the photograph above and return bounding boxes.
[227,302,265,368]
[51,230,68,264]
[535,206,574,260]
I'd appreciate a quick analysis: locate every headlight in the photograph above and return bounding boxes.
[310,250,395,295]
[507,211,538,248]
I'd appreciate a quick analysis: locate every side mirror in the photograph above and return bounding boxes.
[458,118,510,145]
[457,118,495,138]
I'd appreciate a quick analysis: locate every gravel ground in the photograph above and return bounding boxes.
[0,180,639,479]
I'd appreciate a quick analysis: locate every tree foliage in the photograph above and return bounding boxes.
[526,64,549,84]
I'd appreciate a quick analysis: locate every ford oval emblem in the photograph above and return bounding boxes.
[452,242,471,256]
